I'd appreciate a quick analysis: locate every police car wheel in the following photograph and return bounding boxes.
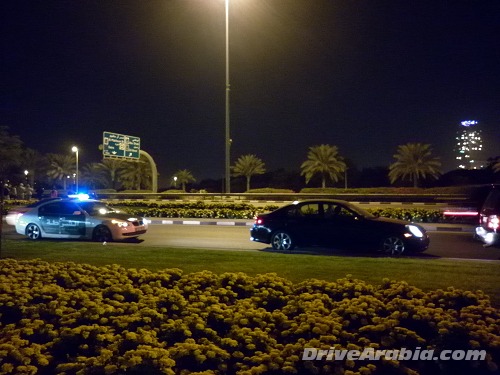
[26,223,42,240]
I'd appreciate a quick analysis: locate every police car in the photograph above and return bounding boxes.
[10,195,148,242]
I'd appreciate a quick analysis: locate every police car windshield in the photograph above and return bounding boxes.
[78,201,116,216]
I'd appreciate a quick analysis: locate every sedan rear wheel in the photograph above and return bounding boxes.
[271,231,295,251]
[93,225,113,242]
[381,236,405,256]
[26,223,42,240]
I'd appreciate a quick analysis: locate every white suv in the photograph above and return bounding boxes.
[475,185,500,246]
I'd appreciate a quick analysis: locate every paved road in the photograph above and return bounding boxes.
[142,225,500,260]
[4,221,499,260]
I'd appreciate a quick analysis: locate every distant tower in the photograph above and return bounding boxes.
[455,120,484,169]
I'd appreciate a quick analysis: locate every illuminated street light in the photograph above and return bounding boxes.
[224,0,231,193]
[173,176,178,188]
[71,146,79,193]
[24,170,29,183]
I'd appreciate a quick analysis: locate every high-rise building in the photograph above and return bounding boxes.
[455,120,484,169]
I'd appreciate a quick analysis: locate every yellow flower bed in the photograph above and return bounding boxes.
[0,259,498,374]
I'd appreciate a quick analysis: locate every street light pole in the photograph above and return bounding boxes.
[72,146,79,193]
[224,0,231,194]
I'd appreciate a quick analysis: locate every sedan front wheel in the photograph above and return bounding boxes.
[271,231,295,251]
[381,236,405,256]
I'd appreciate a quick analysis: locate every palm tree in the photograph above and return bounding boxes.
[80,163,108,189]
[173,169,196,191]
[388,143,441,187]
[21,148,47,186]
[300,144,346,188]
[46,153,75,190]
[97,158,127,190]
[232,154,266,191]
[0,126,23,183]
[119,157,152,190]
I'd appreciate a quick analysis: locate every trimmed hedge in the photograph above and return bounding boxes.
[0,259,498,374]
[367,208,444,223]
[110,201,278,220]
[298,187,482,195]
[0,199,469,223]
[247,189,296,194]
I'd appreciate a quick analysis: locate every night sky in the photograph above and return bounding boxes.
[2,0,500,186]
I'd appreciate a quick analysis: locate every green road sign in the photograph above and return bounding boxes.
[103,131,140,159]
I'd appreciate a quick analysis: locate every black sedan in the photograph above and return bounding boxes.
[250,200,429,255]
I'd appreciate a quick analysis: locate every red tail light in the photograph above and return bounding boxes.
[255,217,264,225]
[487,215,499,230]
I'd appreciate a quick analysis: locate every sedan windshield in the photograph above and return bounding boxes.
[78,202,116,216]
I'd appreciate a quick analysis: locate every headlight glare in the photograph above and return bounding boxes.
[407,225,424,238]
[111,219,129,228]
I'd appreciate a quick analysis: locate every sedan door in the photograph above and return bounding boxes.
[38,202,63,234]
[319,203,368,248]
[58,202,87,237]
[285,203,325,246]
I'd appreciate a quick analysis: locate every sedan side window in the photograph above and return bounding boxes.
[59,202,82,215]
[299,204,320,217]
[324,204,341,218]
[39,202,62,215]
[482,189,500,211]
[324,204,355,219]
[286,206,300,218]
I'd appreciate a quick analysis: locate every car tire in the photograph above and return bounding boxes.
[271,231,295,250]
[93,225,113,242]
[381,236,405,256]
[26,223,42,240]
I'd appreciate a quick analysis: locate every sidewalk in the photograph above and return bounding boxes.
[420,223,475,233]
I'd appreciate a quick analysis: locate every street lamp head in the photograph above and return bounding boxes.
[71,146,79,193]
[24,170,29,176]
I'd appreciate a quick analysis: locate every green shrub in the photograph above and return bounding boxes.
[367,208,444,223]
[0,259,498,374]
[110,201,262,220]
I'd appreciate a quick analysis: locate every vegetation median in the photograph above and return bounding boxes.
[0,258,498,374]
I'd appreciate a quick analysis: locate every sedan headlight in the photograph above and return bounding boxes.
[407,224,424,238]
[111,219,129,228]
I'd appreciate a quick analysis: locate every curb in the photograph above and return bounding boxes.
[146,218,475,233]
[148,219,251,227]
[421,224,475,233]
